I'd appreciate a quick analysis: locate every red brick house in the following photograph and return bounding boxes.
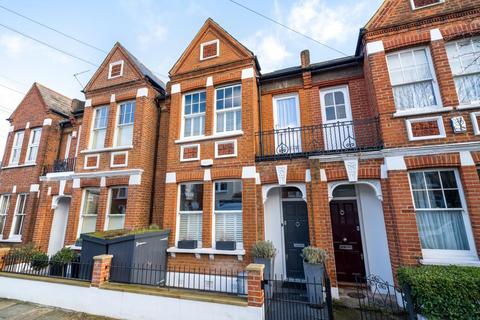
[0,83,84,252]
[1,0,479,297]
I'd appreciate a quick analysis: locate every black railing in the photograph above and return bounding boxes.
[256,117,383,161]
[109,262,247,296]
[263,271,334,320]
[2,254,93,282]
[43,158,76,175]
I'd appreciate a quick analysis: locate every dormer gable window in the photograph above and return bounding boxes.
[200,39,219,60]
[108,60,124,79]
[411,0,444,10]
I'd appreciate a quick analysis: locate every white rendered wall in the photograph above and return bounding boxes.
[357,184,394,285]
[263,188,285,277]
[0,276,263,320]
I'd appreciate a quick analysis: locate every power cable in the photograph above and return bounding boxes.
[0,83,25,95]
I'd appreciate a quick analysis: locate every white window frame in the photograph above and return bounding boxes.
[0,194,11,237]
[77,188,100,239]
[104,186,127,231]
[410,0,444,10]
[445,37,480,107]
[113,101,136,147]
[89,105,109,150]
[386,47,443,114]
[175,183,203,247]
[64,133,72,160]
[9,131,24,166]
[9,193,27,240]
[84,154,100,170]
[407,168,478,263]
[181,90,206,139]
[214,84,242,134]
[180,144,200,162]
[272,93,302,154]
[108,60,124,79]
[25,128,42,164]
[214,139,237,159]
[110,151,129,168]
[212,180,243,250]
[405,116,446,141]
[200,39,220,61]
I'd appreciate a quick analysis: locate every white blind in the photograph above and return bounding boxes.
[179,212,202,241]
[215,211,242,242]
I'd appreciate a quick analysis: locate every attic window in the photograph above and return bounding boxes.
[108,61,124,79]
[200,40,219,60]
[411,0,444,10]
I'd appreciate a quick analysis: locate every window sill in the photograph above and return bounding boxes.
[1,163,37,170]
[456,103,480,110]
[167,247,246,258]
[175,131,243,144]
[0,238,22,243]
[420,258,480,267]
[80,145,133,154]
[393,107,452,118]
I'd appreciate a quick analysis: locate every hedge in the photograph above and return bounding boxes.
[398,265,480,320]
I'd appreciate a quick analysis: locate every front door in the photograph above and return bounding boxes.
[282,201,309,279]
[330,200,365,282]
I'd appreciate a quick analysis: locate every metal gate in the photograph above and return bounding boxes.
[355,275,416,320]
[263,273,334,320]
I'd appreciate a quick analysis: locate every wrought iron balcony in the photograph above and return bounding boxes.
[43,158,76,175]
[255,118,383,161]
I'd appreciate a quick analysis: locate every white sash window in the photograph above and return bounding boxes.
[183,92,206,138]
[90,106,109,149]
[177,183,203,245]
[26,128,42,163]
[106,187,127,230]
[116,101,135,146]
[78,189,100,236]
[0,195,10,236]
[214,181,243,247]
[215,84,242,133]
[10,194,27,239]
[9,131,24,165]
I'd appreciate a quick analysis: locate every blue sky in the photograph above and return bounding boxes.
[0,0,383,159]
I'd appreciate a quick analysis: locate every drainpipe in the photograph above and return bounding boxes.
[148,94,164,226]
[257,76,263,157]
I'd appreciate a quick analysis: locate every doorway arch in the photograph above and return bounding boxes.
[47,196,71,256]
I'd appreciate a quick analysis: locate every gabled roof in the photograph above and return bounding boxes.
[169,18,259,75]
[83,42,165,93]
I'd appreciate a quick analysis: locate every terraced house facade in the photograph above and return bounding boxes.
[1,0,479,295]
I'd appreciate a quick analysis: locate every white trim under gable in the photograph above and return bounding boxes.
[241,68,254,79]
[385,156,406,171]
[242,166,256,179]
[406,116,446,141]
[366,41,384,56]
[430,28,443,41]
[171,84,181,94]
[166,172,176,184]
[43,119,52,126]
[136,88,148,98]
[459,151,475,166]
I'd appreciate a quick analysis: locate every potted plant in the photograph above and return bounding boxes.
[302,246,328,306]
[251,240,277,280]
[49,248,78,278]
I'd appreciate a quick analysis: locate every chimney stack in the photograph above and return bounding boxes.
[301,50,310,68]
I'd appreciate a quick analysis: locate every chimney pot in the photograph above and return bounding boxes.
[301,50,310,68]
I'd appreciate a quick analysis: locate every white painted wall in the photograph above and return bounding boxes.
[263,188,285,277]
[47,197,71,256]
[0,276,263,320]
[357,184,394,285]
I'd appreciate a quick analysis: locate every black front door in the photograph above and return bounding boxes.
[330,200,366,283]
[283,201,310,279]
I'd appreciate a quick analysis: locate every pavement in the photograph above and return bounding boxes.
[0,299,112,320]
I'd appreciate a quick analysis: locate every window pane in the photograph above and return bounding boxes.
[184,118,192,137]
[215,181,242,211]
[179,212,202,241]
[428,190,446,208]
[440,171,457,188]
[81,216,97,234]
[325,107,336,121]
[225,111,235,131]
[336,104,346,119]
[107,216,125,231]
[454,74,480,104]
[117,124,133,146]
[425,172,441,189]
[108,187,127,230]
[180,184,203,211]
[215,211,242,242]
[235,110,242,130]
[217,113,224,132]
[416,210,469,250]
[444,190,462,208]
[393,81,437,110]
[332,185,356,198]
[334,91,345,105]
[13,215,24,235]
[324,93,334,106]
[0,216,6,235]
[83,189,100,216]
[410,172,426,189]
[413,190,429,208]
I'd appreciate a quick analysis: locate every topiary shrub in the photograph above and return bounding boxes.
[30,251,49,271]
[251,241,277,259]
[51,248,78,265]
[302,246,328,264]
[398,265,480,319]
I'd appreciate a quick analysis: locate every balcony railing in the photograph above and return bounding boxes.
[43,158,76,175]
[255,117,383,161]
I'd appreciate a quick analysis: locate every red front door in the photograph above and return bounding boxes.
[330,200,366,283]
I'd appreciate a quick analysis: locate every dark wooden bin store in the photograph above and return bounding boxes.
[80,229,170,285]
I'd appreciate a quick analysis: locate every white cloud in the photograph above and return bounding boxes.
[0,80,25,161]
[289,0,369,44]
[244,32,291,73]
[138,25,167,46]
[0,34,30,56]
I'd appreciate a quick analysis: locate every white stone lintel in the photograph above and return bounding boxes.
[366,41,384,56]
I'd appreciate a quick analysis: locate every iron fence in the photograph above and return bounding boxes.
[263,272,334,320]
[2,254,93,282]
[256,117,383,161]
[43,157,76,175]
[109,262,247,296]
[355,275,416,320]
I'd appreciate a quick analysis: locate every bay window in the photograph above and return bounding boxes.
[215,84,242,133]
[106,187,127,230]
[386,48,441,112]
[0,195,10,236]
[79,188,100,236]
[177,183,203,246]
[116,101,135,146]
[9,131,24,165]
[214,181,243,248]
[409,169,477,261]
[183,91,206,138]
[90,106,109,149]
[25,128,42,163]
[446,37,480,106]
[10,194,27,239]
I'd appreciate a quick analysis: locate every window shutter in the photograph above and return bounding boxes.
[215,212,242,242]
[179,213,202,241]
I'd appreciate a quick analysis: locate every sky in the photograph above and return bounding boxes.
[0,0,383,160]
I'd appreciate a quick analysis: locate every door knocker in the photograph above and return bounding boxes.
[295,221,301,228]
[339,210,345,216]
